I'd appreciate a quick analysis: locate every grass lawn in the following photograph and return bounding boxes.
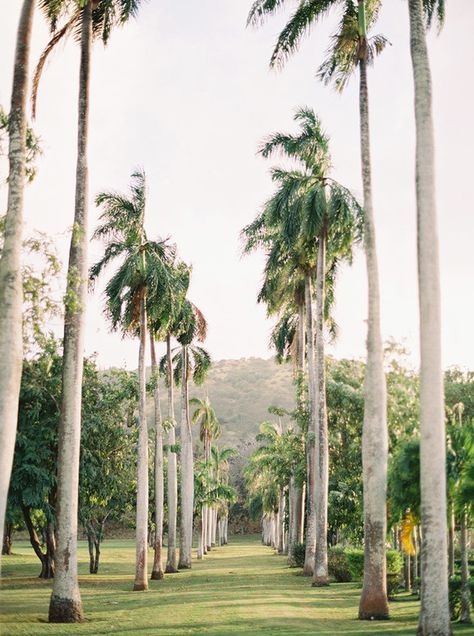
[1,535,473,636]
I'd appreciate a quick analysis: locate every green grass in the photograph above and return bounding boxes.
[1,536,473,635]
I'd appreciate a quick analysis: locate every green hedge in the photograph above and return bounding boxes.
[345,548,402,581]
[328,546,352,582]
[449,576,474,621]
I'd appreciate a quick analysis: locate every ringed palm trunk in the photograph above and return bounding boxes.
[133,291,149,591]
[150,336,164,580]
[165,335,178,573]
[357,1,389,619]
[0,0,35,547]
[460,509,472,624]
[408,2,450,633]
[49,3,92,622]
[178,345,194,569]
[312,229,329,587]
[303,276,316,576]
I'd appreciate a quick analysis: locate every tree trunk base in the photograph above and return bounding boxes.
[312,576,330,587]
[132,582,148,591]
[359,590,389,620]
[150,570,164,580]
[48,596,84,623]
[302,563,314,577]
[165,565,179,574]
[178,562,191,570]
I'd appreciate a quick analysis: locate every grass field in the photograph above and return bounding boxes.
[1,536,473,636]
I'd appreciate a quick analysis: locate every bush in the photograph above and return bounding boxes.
[291,543,306,568]
[346,548,364,580]
[386,550,403,575]
[328,546,352,582]
[449,576,474,621]
[387,572,401,599]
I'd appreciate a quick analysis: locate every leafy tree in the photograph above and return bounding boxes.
[79,367,138,574]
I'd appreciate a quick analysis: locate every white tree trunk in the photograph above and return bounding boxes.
[133,293,149,591]
[178,345,194,569]
[197,515,204,560]
[304,284,316,578]
[460,510,472,624]
[408,2,450,634]
[48,4,91,621]
[206,504,212,550]
[212,508,218,546]
[312,231,329,587]
[165,335,178,573]
[357,3,389,617]
[150,336,164,580]
[0,0,35,553]
[202,505,208,555]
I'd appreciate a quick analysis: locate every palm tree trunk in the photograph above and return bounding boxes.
[150,335,164,580]
[178,345,194,569]
[165,335,178,573]
[408,2,450,633]
[133,291,149,590]
[312,229,329,587]
[48,3,92,622]
[303,274,316,576]
[460,509,472,624]
[448,507,455,577]
[0,0,35,548]
[357,1,389,618]
[197,514,204,559]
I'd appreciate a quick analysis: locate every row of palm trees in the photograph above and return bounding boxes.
[0,0,234,623]
[91,169,236,592]
[245,0,449,632]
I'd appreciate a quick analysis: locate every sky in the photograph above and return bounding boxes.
[1,1,473,371]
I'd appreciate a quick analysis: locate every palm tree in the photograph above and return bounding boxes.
[149,333,164,580]
[317,1,389,617]
[168,301,211,569]
[32,0,142,621]
[251,109,363,584]
[407,1,450,632]
[147,263,188,580]
[210,446,238,545]
[247,0,388,612]
[190,396,221,552]
[0,0,36,551]
[90,169,177,593]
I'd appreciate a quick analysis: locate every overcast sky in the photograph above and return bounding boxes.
[1,1,473,371]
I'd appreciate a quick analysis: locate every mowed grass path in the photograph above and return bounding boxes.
[1,536,473,636]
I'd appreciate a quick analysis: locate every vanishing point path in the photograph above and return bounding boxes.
[1,536,473,636]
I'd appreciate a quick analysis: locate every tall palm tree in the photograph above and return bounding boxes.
[90,170,177,593]
[190,396,221,552]
[250,109,363,584]
[32,0,142,621]
[248,0,387,608]
[407,1,450,633]
[316,0,389,617]
[169,301,210,569]
[147,263,188,580]
[0,0,36,551]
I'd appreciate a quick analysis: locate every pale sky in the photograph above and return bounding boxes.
[1,1,473,371]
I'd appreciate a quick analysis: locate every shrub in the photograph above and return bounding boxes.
[386,572,401,599]
[449,576,474,621]
[386,550,403,575]
[328,546,352,582]
[291,543,306,568]
[346,548,364,580]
